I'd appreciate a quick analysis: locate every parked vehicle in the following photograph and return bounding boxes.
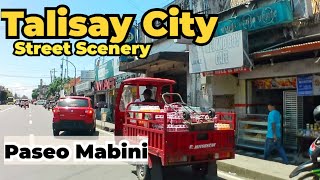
[47,101,56,110]
[19,99,29,108]
[114,78,236,180]
[289,106,320,180]
[35,100,46,105]
[52,96,96,136]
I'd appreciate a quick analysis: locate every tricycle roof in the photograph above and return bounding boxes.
[122,77,176,86]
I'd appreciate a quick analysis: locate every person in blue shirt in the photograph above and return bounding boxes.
[264,102,289,164]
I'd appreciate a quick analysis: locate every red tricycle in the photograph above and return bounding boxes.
[115,77,236,180]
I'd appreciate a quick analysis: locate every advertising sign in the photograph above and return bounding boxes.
[189,30,248,74]
[202,67,251,76]
[95,78,116,91]
[120,27,136,62]
[297,75,313,96]
[215,1,293,36]
[76,81,91,94]
[313,75,320,96]
[96,59,114,81]
[80,70,95,82]
[254,77,297,89]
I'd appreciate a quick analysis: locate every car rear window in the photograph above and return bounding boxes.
[58,99,89,107]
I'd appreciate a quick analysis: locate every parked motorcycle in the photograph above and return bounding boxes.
[290,106,320,180]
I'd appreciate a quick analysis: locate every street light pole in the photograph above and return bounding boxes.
[63,58,77,95]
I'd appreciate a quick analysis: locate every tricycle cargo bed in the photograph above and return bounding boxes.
[124,124,235,166]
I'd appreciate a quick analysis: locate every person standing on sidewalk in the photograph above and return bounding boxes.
[264,102,289,164]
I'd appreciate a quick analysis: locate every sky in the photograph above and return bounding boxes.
[0,0,172,98]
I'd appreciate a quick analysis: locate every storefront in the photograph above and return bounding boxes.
[236,41,320,151]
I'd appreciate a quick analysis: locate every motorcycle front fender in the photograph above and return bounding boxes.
[289,160,316,178]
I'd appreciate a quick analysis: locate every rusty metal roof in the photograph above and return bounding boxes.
[251,41,320,59]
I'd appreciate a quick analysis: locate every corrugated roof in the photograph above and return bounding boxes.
[251,41,320,59]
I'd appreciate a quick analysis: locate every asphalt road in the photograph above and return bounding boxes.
[0,105,249,180]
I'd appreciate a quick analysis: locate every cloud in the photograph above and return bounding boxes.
[6,83,37,99]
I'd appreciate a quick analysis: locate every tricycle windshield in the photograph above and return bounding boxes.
[119,85,158,111]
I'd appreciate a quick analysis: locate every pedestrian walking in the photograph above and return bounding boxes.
[264,102,289,164]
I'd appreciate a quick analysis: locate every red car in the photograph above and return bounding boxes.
[52,96,96,136]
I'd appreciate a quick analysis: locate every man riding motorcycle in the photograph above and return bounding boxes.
[290,105,320,179]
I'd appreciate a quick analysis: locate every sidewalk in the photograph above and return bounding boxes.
[95,120,305,179]
[96,119,115,132]
[217,154,304,180]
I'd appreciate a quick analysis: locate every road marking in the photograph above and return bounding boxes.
[0,106,16,113]
[29,114,32,117]
[97,128,114,136]
[218,171,246,180]
[29,120,32,125]
[29,134,35,146]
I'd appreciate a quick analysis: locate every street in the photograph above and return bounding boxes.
[0,104,249,180]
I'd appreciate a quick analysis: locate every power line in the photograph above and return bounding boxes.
[126,0,144,13]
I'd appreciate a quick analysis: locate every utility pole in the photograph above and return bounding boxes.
[50,70,53,83]
[53,68,56,79]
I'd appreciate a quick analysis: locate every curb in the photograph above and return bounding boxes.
[96,121,115,133]
[217,161,285,180]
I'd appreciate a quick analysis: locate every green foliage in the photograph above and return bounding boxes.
[46,78,70,99]
[32,89,39,99]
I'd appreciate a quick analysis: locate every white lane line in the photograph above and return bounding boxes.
[29,120,32,125]
[218,171,246,180]
[29,114,32,117]
[29,134,35,146]
[97,128,114,136]
[0,106,16,113]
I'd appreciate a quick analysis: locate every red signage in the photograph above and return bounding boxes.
[202,67,251,76]
[95,77,115,91]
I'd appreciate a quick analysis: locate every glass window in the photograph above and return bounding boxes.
[58,99,89,107]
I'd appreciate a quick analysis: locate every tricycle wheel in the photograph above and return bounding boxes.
[191,163,208,177]
[136,165,150,180]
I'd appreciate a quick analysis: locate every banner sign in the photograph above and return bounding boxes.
[80,70,95,82]
[95,77,116,91]
[297,75,313,96]
[216,1,293,36]
[115,73,138,88]
[120,27,136,62]
[254,77,297,89]
[96,59,114,81]
[76,81,92,94]
[189,30,248,74]
[202,67,251,76]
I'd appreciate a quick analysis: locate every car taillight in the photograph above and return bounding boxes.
[85,109,93,114]
[53,109,60,113]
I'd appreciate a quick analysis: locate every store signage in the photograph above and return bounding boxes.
[80,70,95,82]
[76,81,91,94]
[297,75,313,96]
[96,59,114,81]
[189,30,249,74]
[115,73,137,88]
[313,75,320,96]
[202,67,251,76]
[215,1,293,36]
[120,27,136,62]
[95,78,115,91]
[254,77,297,89]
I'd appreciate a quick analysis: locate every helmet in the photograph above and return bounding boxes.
[313,105,320,122]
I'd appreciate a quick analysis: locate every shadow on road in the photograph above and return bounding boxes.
[131,166,226,180]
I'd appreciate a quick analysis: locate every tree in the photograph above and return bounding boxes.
[46,78,70,99]
[32,88,40,99]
